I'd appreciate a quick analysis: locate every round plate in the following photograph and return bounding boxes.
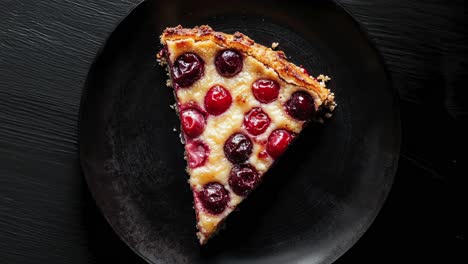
[79,0,400,263]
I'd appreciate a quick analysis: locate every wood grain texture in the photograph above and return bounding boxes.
[0,0,466,263]
[0,1,145,263]
[339,0,467,115]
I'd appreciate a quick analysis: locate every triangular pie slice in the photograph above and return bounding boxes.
[158,25,336,244]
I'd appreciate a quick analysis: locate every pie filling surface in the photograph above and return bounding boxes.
[158,25,336,244]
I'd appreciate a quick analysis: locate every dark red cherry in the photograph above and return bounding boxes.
[224,133,253,164]
[198,182,230,214]
[180,108,205,138]
[228,164,260,196]
[204,85,232,115]
[266,129,294,159]
[215,49,243,77]
[285,91,315,120]
[243,107,271,136]
[252,79,280,103]
[172,53,204,88]
[186,140,209,168]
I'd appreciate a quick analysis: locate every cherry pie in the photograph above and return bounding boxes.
[158,25,336,244]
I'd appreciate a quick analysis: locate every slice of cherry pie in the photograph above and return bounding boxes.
[158,25,336,244]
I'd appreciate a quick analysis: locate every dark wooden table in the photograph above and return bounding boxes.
[1,1,466,263]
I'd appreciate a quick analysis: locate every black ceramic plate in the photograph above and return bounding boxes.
[79,0,400,263]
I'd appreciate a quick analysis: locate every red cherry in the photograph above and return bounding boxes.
[258,150,269,159]
[186,140,209,168]
[172,53,204,88]
[266,129,294,159]
[215,49,243,77]
[243,107,271,136]
[228,164,260,196]
[204,85,232,115]
[180,108,205,138]
[198,182,230,214]
[285,91,315,121]
[252,79,280,103]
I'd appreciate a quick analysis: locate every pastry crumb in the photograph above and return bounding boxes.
[271,42,279,49]
[317,74,331,82]
[324,92,337,112]
[316,74,331,87]
[156,50,167,65]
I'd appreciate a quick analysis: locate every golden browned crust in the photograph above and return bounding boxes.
[160,25,334,105]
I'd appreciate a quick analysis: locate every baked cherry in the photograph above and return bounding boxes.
[243,107,271,136]
[285,91,315,120]
[172,53,204,88]
[228,164,260,196]
[258,150,269,159]
[215,49,243,77]
[266,129,294,159]
[252,79,280,103]
[204,85,232,115]
[224,133,253,164]
[180,108,205,138]
[186,140,209,168]
[198,182,230,215]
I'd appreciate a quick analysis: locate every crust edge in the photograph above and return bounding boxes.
[160,25,335,108]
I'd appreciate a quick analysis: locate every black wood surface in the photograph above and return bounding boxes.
[0,0,466,263]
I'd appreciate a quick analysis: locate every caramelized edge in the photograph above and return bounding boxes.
[160,25,336,110]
